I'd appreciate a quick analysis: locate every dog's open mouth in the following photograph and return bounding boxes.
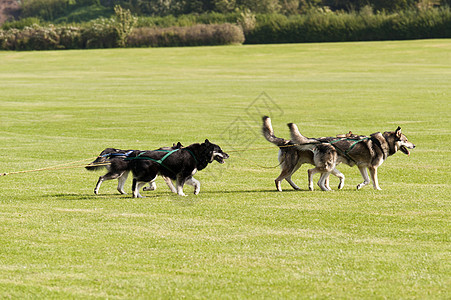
[400,146,410,155]
[214,152,229,164]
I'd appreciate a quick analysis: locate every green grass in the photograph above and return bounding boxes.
[0,40,450,298]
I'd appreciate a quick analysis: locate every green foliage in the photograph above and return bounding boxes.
[54,4,112,23]
[1,18,42,30]
[127,23,245,47]
[137,12,241,28]
[113,5,137,47]
[245,7,451,43]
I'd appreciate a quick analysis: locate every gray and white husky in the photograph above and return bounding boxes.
[288,122,416,190]
[262,116,343,191]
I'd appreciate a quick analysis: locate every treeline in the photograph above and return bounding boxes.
[15,0,451,23]
[1,1,450,50]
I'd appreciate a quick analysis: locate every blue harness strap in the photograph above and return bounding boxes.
[102,150,135,158]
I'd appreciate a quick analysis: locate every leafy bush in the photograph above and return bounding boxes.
[1,17,42,30]
[127,23,245,47]
[0,24,60,50]
[245,7,451,44]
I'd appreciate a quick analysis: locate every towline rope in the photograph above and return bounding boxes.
[0,137,368,176]
[0,157,99,177]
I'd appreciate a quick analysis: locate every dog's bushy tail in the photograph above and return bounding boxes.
[287,122,316,144]
[85,156,109,171]
[313,144,337,172]
[85,148,116,171]
[262,116,289,147]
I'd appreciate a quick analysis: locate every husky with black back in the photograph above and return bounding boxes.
[86,143,183,195]
[129,139,229,197]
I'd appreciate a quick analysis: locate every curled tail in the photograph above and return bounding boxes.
[287,122,317,144]
[262,116,290,147]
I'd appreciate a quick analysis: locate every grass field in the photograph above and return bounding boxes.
[0,39,450,298]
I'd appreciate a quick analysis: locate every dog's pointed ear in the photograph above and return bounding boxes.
[396,126,402,138]
[205,139,210,145]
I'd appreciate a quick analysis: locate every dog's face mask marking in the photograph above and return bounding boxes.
[204,139,229,164]
[394,127,415,155]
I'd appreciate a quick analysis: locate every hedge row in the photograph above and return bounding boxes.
[0,23,244,50]
[246,8,451,43]
[128,24,244,47]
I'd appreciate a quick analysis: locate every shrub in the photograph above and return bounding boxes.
[1,17,42,30]
[0,24,61,50]
[245,7,451,44]
[80,17,119,48]
[127,23,245,47]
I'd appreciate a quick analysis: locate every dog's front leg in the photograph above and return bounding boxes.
[368,167,382,190]
[357,167,370,190]
[185,177,201,195]
[317,172,331,191]
[307,168,318,191]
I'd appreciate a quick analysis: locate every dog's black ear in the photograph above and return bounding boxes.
[396,126,402,138]
[205,139,210,145]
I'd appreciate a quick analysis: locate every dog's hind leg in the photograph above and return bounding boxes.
[143,181,157,191]
[368,166,382,190]
[175,176,187,196]
[132,178,150,198]
[285,176,301,191]
[162,176,177,193]
[94,176,104,195]
[357,167,371,190]
[95,171,124,195]
[185,177,201,195]
[117,171,129,194]
[331,168,345,190]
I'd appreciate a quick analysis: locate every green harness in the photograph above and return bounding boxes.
[328,137,370,164]
[125,148,198,174]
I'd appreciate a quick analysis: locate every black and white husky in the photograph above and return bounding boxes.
[86,143,182,195]
[129,139,229,197]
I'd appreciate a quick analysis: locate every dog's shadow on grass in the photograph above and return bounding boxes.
[46,188,314,202]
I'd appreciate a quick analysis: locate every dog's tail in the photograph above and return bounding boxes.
[85,148,116,171]
[85,156,109,171]
[262,116,290,147]
[313,144,337,172]
[287,122,315,144]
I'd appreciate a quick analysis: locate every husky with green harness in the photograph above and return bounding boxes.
[128,139,229,198]
[289,122,415,191]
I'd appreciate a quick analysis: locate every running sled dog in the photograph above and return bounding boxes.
[288,121,416,191]
[262,116,343,192]
[86,143,182,195]
[263,116,415,191]
[129,139,229,198]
